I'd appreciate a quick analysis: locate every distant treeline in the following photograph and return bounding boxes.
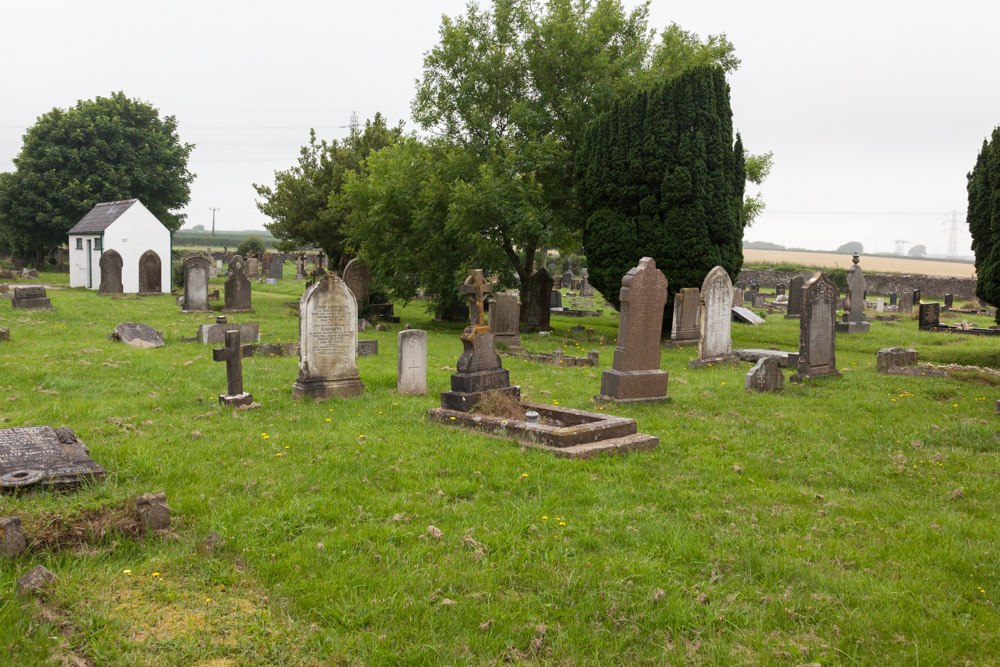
[173,229,276,248]
[742,241,974,264]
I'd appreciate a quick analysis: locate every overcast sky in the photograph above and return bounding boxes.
[2,0,996,258]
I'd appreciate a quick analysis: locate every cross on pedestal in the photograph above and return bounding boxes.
[459,269,492,326]
[212,330,254,406]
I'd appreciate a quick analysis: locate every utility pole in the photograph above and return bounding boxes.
[893,240,908,255]
[209,207,220,240]
[945,210,959,259]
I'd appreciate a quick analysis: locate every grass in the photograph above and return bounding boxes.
[1,277,999,665]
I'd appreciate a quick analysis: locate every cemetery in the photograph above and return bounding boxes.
[1,259,999,664]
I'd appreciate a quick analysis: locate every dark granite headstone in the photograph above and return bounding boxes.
[785,276,804,319]
[523,269,553,332]
[0,426,105,489]
[99,249,124,295]
[918,302,940,330]
[491,293,523,350]
[549,290,562,309]
[138,250,162,294]
[913,289,921,304]
[890,292,898,306]
[944,294,954,309]
[775,283,786,296]
[224,255,253,312]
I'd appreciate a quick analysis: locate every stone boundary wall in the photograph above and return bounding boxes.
[737,268,978,300]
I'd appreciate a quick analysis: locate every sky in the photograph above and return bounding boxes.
[1,0,997,258]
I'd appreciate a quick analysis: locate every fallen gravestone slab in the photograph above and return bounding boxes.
[732,306,765,325]
[0,426,105,490]
[108,322,164,348]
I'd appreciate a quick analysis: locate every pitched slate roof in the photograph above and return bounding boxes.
[67,199,139,234]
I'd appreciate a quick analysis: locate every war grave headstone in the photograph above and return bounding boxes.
[669,287,700,345]
[138,250,162,294]
[0,426,105,490]
[790,272,841,382]
[598,257,669,402]
[745,357,784,392]
[182,254,212,312]
[11,286,53,311]
[213,329,254,406]
[785,276,804,319]
[397,329,427,395]
[836,254,870,333]
[491,292,523,351]
[223,255,253,313]
[292,272,365,400]
[689,266,739,369]
[524,268,553,332]
[899,291,913,315]
[343,258,371,307]
[918,302,941,330]
[890,292,898,306]
[108,322,164,348]
[246,258,260,280]
[99,249,124,295]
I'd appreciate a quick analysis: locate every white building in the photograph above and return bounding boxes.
[68,199,171,293]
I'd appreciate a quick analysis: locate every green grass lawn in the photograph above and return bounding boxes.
[1,278,998,665]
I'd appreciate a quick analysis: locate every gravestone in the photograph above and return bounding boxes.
[689,266,739,368]
[913,289,921,305]
[890,292,898,306]
[944,294,954,309]
[745,357,784,393]
[440,269,520,411]
[343,258,372,307]
[598,257,669,402]
[877,347,918,374]
[295,257,305,280]
[182,254,212,312]
[491,292,523,351]
[562,271,574,287]
[579,272,594,297]
[731,287,743,308]
[20,268,38,279]
[549,290,562,309]
[790,272,841,382]
[0,328,9,342]
[292,272,365,400]
[197,322,259,345]
[246,258,260,280]
[11,286,53,311]
[919,302,941,330]
[752,293,767,308]
[732,306,765,325]
[876,298,885,313]
[212,329,254,406]
[836,254,870,333]
[670,288,700,344]
[775,283,786,296]
[397,329,427,395]
[98,249,124,295]
[899,291,913,315]
[523,269,554,332]
[785,276,804,319]
[270,257,284,280]
[138,250,162,293]
[109,322,164,348]
[357,339,378,357]
[224,256,253,312]
[0,426,105,489]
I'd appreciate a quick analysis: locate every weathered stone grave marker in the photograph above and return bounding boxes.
[223,255,253,312]
[491,292,523,351]
[182,254,212,312]
[213,330,254,406]
[785,276,804,319]
[108,322,164,348]
[670,287,700,345]
[745,357,784,392]
[270,257,284,280]
[689,266,739,368]
[138,250,162,294]
[397,329,427,395]
[919,302,941,330]
[790,271,841,382]
[11,286,53,311]
[343,258,371,307]
[836,253,870,333]
[99,249,124,295]
[523,268,553,332]
[0,426,105,490]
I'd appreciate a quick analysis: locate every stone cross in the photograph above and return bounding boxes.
[212,330,254,406]
[460,269,492,326]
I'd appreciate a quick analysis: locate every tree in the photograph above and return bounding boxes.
[0,92,194,267]
[908,244,927,257]
[254,114,403,272]
[579,66,745,326]
[836,241,864,254]
[967,126,1000,320]
[236,236,266,259]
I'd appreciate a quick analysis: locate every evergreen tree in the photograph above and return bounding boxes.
[967,126,1000,321]
[580,66,744,331]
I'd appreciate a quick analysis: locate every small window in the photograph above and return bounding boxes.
[95,238,102,251]
[75,238,82,250]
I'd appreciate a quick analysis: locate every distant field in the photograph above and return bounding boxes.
[743,248,977,278]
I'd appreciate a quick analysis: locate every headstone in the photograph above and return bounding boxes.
[836,254,870,333]
[491,293,523,350]
[295,257,305,280]
[689,266,739,368]
[20,267,39,279]
[670,288,700,344]
[944,294,954,309]
[790,272,841,382]
[246,258,260,280]
[598,257,669,402]
[11,286,53,311]
[752,293,767,308]
[98,249,124,295]
[223,255,253,312]
[877,347,918,373]
[876,298,885,313]
[397,329,427,395]
[0,328,9,342]
[775,283,786,296]
[342,258,371,306]
[899,291,913,315]
[549,290,562,309]
[109,322,164,348]
[579,274,594,297]
[562,271,574,288]
[265,278,278,285]
[785,276,804,319]
[913,289,921,305]
[197,322,260,345]
[138,250,162,293]
[523,269,553,332]
[0,516,27,557]
[213,329,254,406]
[136,493,171,532]
[745,357,784,392]
[270,257,284,280]
[357,339,378,356]
[0,426,105,489]
[216,259,223,270]
[919,302,941,330]
[731,287,743,308]
[440,269,520,411]
[292,273,365,400]
[182,254,212,312]
[889,292,898,306]
[734,348,798,367]
[732,306,765,325]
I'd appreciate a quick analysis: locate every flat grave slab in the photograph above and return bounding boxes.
[0,426,105,490]
[731,306,764,325]
[734,348,799,368]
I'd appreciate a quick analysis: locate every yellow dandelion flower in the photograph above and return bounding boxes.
[122,569,132,575]
[559,521,566,526]
[521,473,528,478]
[542,516,548,520]
[152,572,161,577]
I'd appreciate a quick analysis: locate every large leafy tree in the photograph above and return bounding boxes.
[254,113,403,271]
[0,92,194,266]
[579,66,745,327]
[967,126,1000,321]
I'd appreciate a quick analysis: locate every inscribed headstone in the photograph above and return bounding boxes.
[11,286,53,311]
[292,273,364,399]
[918,302,941,330]
[899,291,913,315]
[0,426,105,489]
[491,292,523,350]
[690,266,738,368]
[223,255,253,312]
[138,250,162,293]
[342,258,371,306]
[397,329,427,395]
[836,254,870,333]
[785,276,804,318]
[670,288,700,343]
[182,254,212,312]
[98,249,124,295]
[246,258,260,280]
[790,271,841,382]
[523,269,553,332]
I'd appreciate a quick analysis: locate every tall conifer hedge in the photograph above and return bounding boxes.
[967,127,1000,322]
[579,66,745,331]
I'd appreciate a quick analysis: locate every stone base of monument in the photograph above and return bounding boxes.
[440,368,520,412]
[427,402,658,459]
[783,313,801,320]
[494,334,524,352]
[789,368,842,383]
[835,321,870,334]
[292,376,365,400]
[687,354,740,369]
[180,307,212,314]
[735,348,799,368]
[596,369,670,403]
[219,391,254,407]
[663,337,698,348]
